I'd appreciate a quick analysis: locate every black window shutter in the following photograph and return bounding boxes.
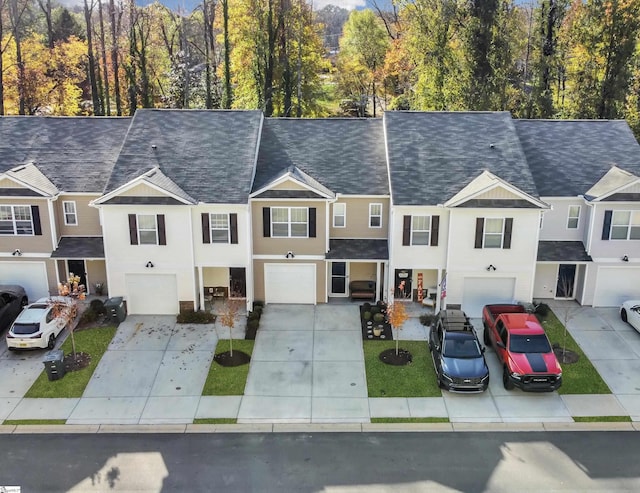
[602,210,612,240]
[128,214,138,245]
[474,218,484,248]
[31,205,42,235]
[263,208,271,237]
[157,214,166,245]
[309,208,316,237]
[201,213,210,244]
[402,215,411,246]
[431,215,440,246]
[503,218,513,249]
[230,213,238,244]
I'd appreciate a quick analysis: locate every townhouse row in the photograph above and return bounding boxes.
[1,110,639,317]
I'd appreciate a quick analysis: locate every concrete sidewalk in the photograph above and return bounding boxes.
[1,302,639,426]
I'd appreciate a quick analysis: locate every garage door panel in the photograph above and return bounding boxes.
[125,274,179,315]
[0,262,49,301]
[462,277,516,318]
[265,264,315,304]
[594,267,640,307]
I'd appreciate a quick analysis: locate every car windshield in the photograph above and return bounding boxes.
[443,337,482,358]
[12,323,40,335]
[509,334,552,353]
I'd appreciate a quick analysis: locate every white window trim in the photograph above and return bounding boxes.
[137,214,158,245]
[271,207,309,238]
[333,203,346,228]
[610,210,640,240]
[483,217,505,248]
[566,205,580,229]
[0,205,34,236]
[411,215,431,245]
[210,213,230,243]
[63,201,78,226]
[369,203,383,228]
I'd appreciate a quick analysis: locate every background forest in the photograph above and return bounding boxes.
[1,0,639,139]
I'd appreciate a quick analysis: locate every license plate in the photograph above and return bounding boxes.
[19,342,28,347]
[532,378,548,383]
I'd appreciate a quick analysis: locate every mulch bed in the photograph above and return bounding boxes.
[379,348,413,366]
[553,344,580,364]
[360,305,393,341]
[63,352,92,371]
[214,350,251,367]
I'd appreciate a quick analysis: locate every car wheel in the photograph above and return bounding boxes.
[20,297,28,307]
[621,309,628,323]
[437,376,444,389]
[503,367,514,390]
[47,334,55,350]
[483,325,491,346]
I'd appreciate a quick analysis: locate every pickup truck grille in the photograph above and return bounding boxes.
[522,375,558,384]
[450,376,484,385]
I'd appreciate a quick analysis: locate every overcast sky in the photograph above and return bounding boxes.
[312,0,366,9]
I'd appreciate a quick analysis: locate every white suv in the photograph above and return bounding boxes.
[6,297,70,350]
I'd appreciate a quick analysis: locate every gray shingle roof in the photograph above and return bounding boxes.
[514,120,640,197]
[385,111,538,205]
[253,118,388,196]
[0,116,131,192]
[51,237,105,258]
[326,239,388,260]
[104,109,262,204]
[537,241,592,262]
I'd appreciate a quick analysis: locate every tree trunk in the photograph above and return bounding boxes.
[37,0,54,49]
[98,0,111,115]
[222,0,232,108]
[127,0,137,115]
[0,4,5,115]
[263,0,276,116]
[279,0,292,116]
[9,0,26,115]
[84,0,103,115]
[109,0,122,115]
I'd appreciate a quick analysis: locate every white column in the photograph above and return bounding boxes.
[198,265,204,310]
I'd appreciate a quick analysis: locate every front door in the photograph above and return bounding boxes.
[229,267,246,298]
[395,269,412,299]
[67,260,87,293]
[556,264,576,299]
[330,262,348,296]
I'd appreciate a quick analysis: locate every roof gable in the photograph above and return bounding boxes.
[2,163,58,197]
[585,166,640,201]
[251,165,334,199]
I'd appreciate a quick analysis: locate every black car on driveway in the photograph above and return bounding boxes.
[0,285,28,332]
[428,309,490,392]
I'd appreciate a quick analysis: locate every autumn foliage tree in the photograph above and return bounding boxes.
[386,298,409,356]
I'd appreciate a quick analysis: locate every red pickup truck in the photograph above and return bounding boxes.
[482,304,562,392]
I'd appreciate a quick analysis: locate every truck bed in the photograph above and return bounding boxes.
[483,304,526,324]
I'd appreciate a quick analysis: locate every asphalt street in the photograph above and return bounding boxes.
[1,431,639,492]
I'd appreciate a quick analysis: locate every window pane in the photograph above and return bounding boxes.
[567,217,578,229]
[484,234,502,248]
[0,206,11,220]
[291,224,307,237]
[210,214,228,228]
[568,205,579,217]
[334,216,345,227]
[413,216,429,230]
[16,221,33,235]
[0,221,13,234]
[138,215,156,229]
[370,204,381,215]
[272,224,288,237]
[613,211,630,226]
[611,226,628,240]
[272,208,288,222]
[139,231,157,244]
[630,227,640,240]
[485,218,503,234]
[370,216,381,227]
[212,230,229,243]
[290,208,307,222]
[412,232,429,245]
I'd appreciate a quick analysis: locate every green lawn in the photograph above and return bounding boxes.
[24,326,117,398]
[573,416,631,422]
[371,417,449,424]
[201,340,254,395]
[193,418,238,424]
[3,419,67,425]
[538,308,611,395]
[363,340,441,397]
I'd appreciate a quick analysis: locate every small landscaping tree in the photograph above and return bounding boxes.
[219,298,241,356]
[386,298,409,356]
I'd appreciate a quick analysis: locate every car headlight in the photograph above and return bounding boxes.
[441,373,453,382]
[510,372,522,379]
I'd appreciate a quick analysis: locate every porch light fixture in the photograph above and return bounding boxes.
[285,251,295,259]
[145,261,154,268]
[622,255,629,262]
[12,249,22,256]
[486,264,497,271]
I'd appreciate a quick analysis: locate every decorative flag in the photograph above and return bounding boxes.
[417,273,424,302]
[440,274,447,299]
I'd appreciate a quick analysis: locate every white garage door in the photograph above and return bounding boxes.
[0,261,49,301]
[125,274,179,314]
[594,267,640,307]
[265,263,316,304]
[462,277,516,317]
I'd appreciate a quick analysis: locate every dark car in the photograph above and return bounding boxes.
[0,285,28,332]
[428,309,490,392]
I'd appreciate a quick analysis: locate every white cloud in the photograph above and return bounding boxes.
[312,0,366,10]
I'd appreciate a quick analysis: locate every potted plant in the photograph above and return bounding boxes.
[373,312,385,337]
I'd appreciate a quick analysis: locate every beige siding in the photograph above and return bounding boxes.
[120,183,167,196]
[85,260,107,295]
[349,262,376,281]
[251,200,327,255]
[330,197,389,238]
[203,267,229,287]
[3,257,59,295]
[0,178,21,188]
[270,180,308,191]
[0,197,54,253]
[55,195,102,236]
[474,188,522,200]
[253,259,326,303]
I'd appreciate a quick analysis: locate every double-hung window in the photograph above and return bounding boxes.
[137,214,158,245]
[63,201,77,226]
[333,203,346,228]
[611,211,640,240]
[567,205,580,229]
[272,207,308,238]
[0,205,33,235]
[210,213,229,243]
[484,218,505,248]
[411,216,430,245]
[369,203,382,228]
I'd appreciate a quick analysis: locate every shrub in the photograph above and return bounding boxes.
[79,307,99,324]
[373,313,385,323]
[253,300,265,309]
[419,313,434,326]
[362,302,372,311]
[363,311,372,321]
[370,306,380,315]
[177,310,217,324]
[253,305,263,315]
[248,310,261,321]
[89,299,106,315]
[247,318,259,331]
[534,302,550,317]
